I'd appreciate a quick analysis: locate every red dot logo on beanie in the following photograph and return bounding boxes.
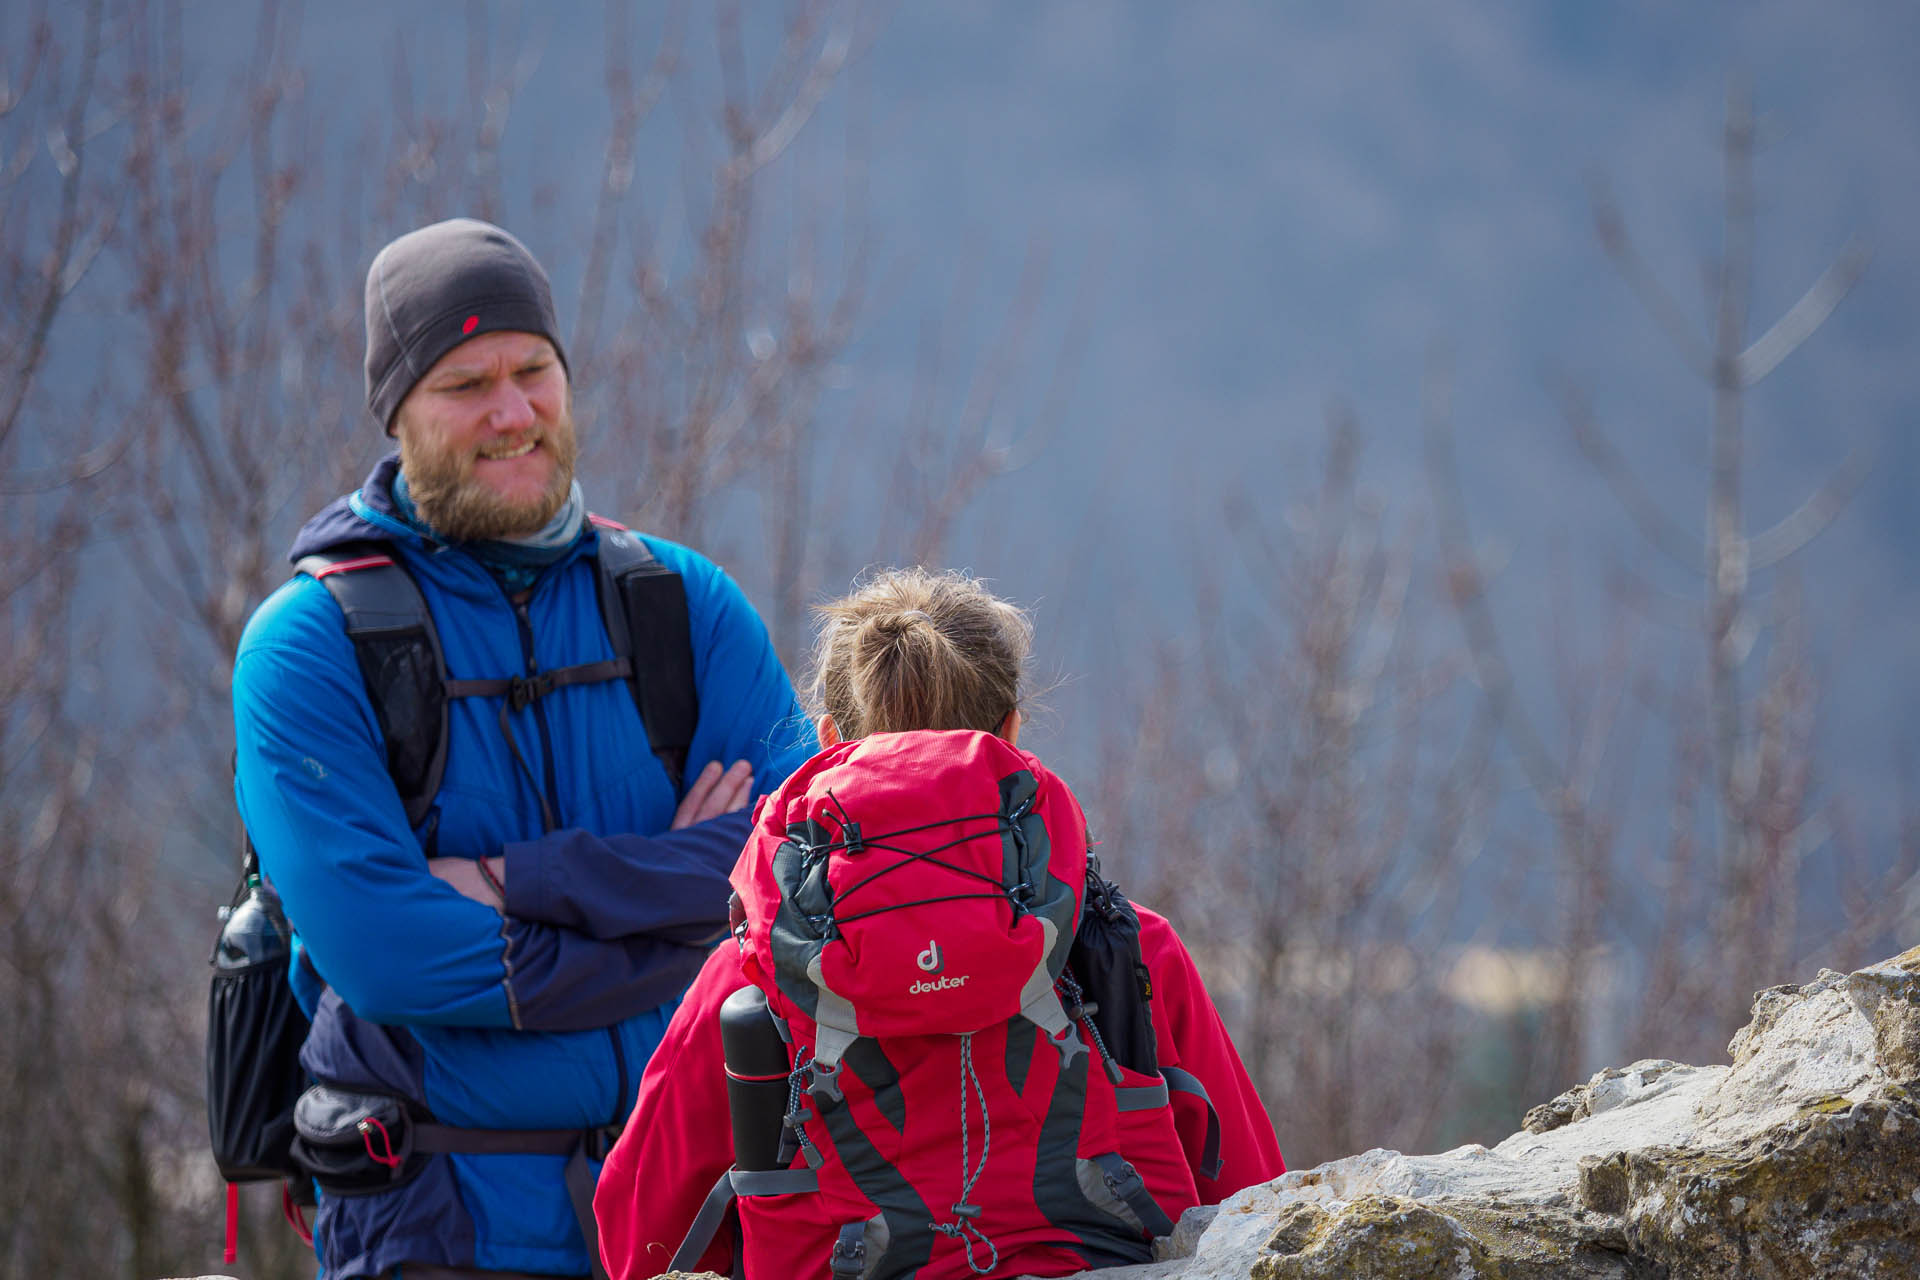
[462,314,479,335]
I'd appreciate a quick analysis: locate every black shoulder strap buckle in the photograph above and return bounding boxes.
[829,1221,868,1278]
[1091,1151,1176,1239]
[590,518,699,794]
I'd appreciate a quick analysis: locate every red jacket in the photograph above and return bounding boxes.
[595,904,1283,1278]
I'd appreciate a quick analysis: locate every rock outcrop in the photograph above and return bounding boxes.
[556,951,1920,1280]
[1087,947,1920,1280]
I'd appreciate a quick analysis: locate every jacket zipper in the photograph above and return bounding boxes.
[507,577,627,1124]
[609,1030,630,1127]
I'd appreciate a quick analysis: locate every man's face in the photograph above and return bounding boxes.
[393,330,578,541]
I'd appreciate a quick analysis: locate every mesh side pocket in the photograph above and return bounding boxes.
[206,957,310,1181]
[351,628,444,806]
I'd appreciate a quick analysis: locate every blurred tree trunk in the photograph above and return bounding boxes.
[1095,416,1494,1170]
[1425,80,1904,1104]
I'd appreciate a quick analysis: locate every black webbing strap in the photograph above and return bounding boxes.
[731,1168,821,1196]
[830,1221,868,1278]
[297,544,450,831]
[1109,1067,1220,1178]
[301,527,700,837]
[443,659,632,833]
[1113,1078,1170,1111]
[1089,1152,1175,1239]
[442,659,633,711]
[592,522,698,794]
[669,1166,821,1273]
[1159,1066,1223,1181]
[411,1123,620,1157]
[669,1173,736,1275]
[564,1144,611,1280]
[414,1123,621,1280]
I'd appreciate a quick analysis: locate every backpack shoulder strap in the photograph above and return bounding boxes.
[589,516,699,794]
[294,541,448,833]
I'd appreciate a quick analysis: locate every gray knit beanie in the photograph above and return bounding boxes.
[363,218,569,433]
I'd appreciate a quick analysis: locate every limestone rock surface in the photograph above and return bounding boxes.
[1046,947,1920,1280]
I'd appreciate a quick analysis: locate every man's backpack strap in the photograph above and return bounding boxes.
[295,543,447,831]
[589,516,699,793]
[297,525,700,829]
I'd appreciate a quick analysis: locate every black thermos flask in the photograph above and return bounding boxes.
[720,986,793,1171]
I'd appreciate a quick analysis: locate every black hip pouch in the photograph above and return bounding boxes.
[290,1084,432,1195]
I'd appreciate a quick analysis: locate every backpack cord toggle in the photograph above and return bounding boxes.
[782,1053,825,1168]
[1060,970,1125,1085]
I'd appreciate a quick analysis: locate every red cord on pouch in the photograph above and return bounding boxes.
[359,1114,405,1168]
[283,1183,313,1245]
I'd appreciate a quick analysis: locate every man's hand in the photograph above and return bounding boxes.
[430,856,507,908]
[673,759,755,829]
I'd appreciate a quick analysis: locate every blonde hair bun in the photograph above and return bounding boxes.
[808,568,1032,740]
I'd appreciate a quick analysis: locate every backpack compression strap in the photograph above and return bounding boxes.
[1114,1067,1223,1182]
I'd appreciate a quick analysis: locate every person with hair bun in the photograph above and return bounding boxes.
[809,565,1034,745]
[594,569,1282,1280]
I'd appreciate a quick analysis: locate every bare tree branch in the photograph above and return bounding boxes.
[1738,239,1872,386]
[1552,372,1700,572]
[1748,441,1873,569]
[1589,175,1713,379]
[743,2,857,175]
[0,0,103,456]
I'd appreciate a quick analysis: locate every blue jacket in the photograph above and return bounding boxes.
[232,457,815,1278]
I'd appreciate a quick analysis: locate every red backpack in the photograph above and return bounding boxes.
[689,730,1206,1279]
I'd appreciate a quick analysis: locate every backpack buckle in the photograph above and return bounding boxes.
[581,1123,623,1162]
[829,1223,867,1278]
[806,1059,845,1103]
[1102,1160,1145,1204]
[506,672,556,711]
[1046,1025,1088,1066]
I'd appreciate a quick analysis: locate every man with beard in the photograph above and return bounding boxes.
[230,219,814,1279]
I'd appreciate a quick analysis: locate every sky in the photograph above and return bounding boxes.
[836,2,1920,825]
[27,1,1920,903]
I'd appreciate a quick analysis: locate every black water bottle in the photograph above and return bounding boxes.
[207,872,310,1182]
[214,874,292,968]
[720,986,793,1171]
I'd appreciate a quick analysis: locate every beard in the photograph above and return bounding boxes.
[399,411,580,542]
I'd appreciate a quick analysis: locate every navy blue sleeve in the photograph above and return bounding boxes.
[498,920,713,1033]
[501,810,749,942]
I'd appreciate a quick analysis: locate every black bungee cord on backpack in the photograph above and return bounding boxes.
[802,797,1033,925]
